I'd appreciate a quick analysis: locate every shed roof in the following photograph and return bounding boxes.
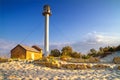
[19,44,42,53]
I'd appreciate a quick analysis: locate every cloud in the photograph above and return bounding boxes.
[84,32,120,44]
[71,32,120,53]
[48,32,120,53]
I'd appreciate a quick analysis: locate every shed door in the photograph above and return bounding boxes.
[31,53,34,60]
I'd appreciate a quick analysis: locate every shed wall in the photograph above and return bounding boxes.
[11,46,26,59]
[26,51,42,60]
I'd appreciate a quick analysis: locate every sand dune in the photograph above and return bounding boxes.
[0,61,120,80]
[100,51,120,63]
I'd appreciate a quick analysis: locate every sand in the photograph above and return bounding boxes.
[0,61,120,80]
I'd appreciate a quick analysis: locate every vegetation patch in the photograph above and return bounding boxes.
[118,66,120,70]
[61,64,75,70]
[93,64,110,69]
[66,57,100,63]
[75,64,88,69]
[61,64,92,70]
[34,56,61,68]
[0,57,8,63]
[60,55,71,61]
[113,57,120,64]
[50,45,120,61]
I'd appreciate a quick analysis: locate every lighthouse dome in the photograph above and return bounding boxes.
[42,5,51,16]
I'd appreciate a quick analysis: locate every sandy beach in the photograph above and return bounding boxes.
[0,61,120,80]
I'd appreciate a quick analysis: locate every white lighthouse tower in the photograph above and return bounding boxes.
[42,5,51,56]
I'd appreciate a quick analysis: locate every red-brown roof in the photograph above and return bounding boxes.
[19,44,42,53]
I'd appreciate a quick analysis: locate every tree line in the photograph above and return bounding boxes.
[50,45,120,59]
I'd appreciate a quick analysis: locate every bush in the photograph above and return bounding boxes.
[116,45,120,51]
[100,52,112,58]
[61,46,73,56]
[82,55,90,59]
[70,52,81,58]
[89,48,97,57]
[50,49,61,57]
[113,57,120,64]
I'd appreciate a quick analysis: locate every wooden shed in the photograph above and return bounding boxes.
[11,44,42,60]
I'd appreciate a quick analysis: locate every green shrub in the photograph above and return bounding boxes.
[70,52,81,58]
[50,49,61,57]
[61,46,73,56]
[82,55,90,59]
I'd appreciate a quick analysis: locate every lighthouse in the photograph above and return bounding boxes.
[42,5,51,56]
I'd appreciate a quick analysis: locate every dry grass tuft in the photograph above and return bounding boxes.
[60,56,71,61]
[34,56,61,68]
[66,57,100,63]
[93,64,110,69]
[61,64,92,70]
[118,66,120,70]
[113,57,120,64]
[0,57,8,62]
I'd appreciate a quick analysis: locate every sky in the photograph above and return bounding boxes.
[0,0,120,57]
